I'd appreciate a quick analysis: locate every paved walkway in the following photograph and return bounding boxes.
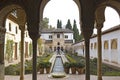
[5,74,120,80]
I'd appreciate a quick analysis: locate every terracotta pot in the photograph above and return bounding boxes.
[71,67,76,74]
[39,68,44,74]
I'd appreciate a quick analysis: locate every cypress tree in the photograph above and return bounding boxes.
[73,20,80,42]
[57,19,62,28]
[66,19,72,30]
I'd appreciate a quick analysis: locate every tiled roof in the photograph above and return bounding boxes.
[41,28,73,33]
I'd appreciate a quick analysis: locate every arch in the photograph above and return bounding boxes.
[95,0,120,25]
[0,4,25,28]
[39,0,81,26]
[104,40,109,49]
[111,39,117,49]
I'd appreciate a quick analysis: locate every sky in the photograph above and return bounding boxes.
[43,0,120,34]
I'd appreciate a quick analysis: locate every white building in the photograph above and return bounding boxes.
[4,13,32,64]
[40,28,74,52]
[73,25,120,64]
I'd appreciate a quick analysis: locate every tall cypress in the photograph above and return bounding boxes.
[57,19,62,28]
[73,20,80,42]
[66,19,72,30]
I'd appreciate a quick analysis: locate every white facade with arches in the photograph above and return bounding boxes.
[73,25,120,64]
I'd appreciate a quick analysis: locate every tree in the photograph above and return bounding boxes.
[57,19,62,28]
[73,20,80,42]
[40,17,49,29]
[66,19,72,30]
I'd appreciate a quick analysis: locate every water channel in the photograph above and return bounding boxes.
[52,56,64,73]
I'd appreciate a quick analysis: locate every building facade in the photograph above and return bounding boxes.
[73,25,120,64]
[4,13,32,65]
[40,28,74,53]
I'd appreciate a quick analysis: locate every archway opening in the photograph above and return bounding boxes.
[103,6,120,30]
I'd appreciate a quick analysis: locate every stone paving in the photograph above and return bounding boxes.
[5,74,120,80]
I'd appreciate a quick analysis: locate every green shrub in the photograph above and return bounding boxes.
[76,62,85,68]
[5,64,20,75]
[63,62,70,68]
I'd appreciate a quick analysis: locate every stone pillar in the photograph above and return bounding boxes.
[96,24,103,80]
[28,31,39,80]
[0,27,6,80]
[82,27,93,80]
[19,26,25,80]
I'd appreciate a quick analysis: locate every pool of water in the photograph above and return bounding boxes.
[52,56,64,73]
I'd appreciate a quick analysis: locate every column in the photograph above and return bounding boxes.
[19,27,25,80]
[28,31,39,80]
[0,27,6,80]
[82,27,93,80]
[96,24,103,80]
[32,38,37,80]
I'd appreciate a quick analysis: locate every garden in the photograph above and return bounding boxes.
[64,53,120,76]
[5,53,53,75]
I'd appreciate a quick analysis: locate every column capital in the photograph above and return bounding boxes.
[19,25,25,32]
[96,23,103,30]
[81,27,93,40]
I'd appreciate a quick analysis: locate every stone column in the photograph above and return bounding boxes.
[82,27,93,80]
[0,27,6,80]
[19,26,25,80]
[96,24,103,80]
[28,31,39,80]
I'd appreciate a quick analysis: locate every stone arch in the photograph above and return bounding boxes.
[39,0,81,26]
[0,4,25,28]
[95,0,120,26]
[111,39,117,49]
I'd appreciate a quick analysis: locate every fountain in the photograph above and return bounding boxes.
[51,55,66,78]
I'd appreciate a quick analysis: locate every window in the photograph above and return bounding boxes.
[91,43,93,49]
[65,35,68,38]
[104,40,109,49]
[111,39,117,49]
[9,23,11,31]
[94,42,97,49]
[26,32,28,37]
[15,26,18,34]
[57,34,60,38]
[49,35,52,39]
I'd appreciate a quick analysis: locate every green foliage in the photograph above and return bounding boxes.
[5,64,20,75]
[76,62,85,68]
[57,19,62,28]
[63,62,70,68]
[25,60,32,74]
[41,17,49,29]
[66,55,76,63]
[29,42,33,56]
[65,19,72,30]
[5,39,14,62]
[73,20,80,42]
[5,53,53,75]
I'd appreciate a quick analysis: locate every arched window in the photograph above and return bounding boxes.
[9,23,11,31]
[104,40,109,49]
[91,43,93,49]
[94,42,97,49]
[111,39,117,49]
[15,26,18,34]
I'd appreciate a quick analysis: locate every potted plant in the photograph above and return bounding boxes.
[70,62,77,74]
[63,62,70,74]
[38,62,45,74]
[76,62,85,74]
[45,62,51,74]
